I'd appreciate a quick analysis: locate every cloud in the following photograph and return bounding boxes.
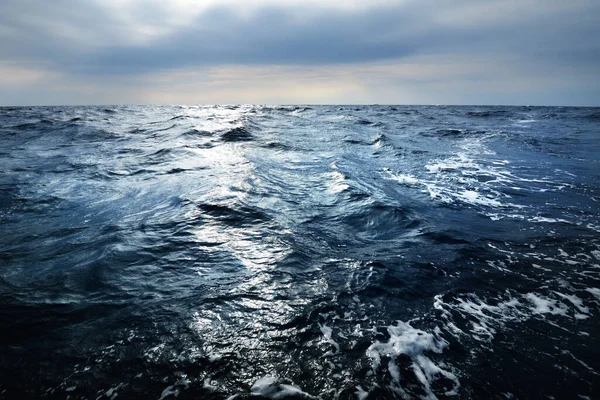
[5,53,594,106]
[3,0,598,71]
[0,0,598,104]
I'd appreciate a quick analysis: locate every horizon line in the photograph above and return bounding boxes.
[1,103,599,108]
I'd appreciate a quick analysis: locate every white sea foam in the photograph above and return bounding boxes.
[203,377,218,391]
[366,321,459,399]
[555,292,589,315]
[158,377,190,400]
[451,293,522,341]
[388,173,421,186]
[528,216,572,224]
[525,293,569,316]
[586,288,600,301]
[421,145,520,209]
[319,323,341,355]
[456,190,503,207]
[391,134,578,218]
[434,284,597,349]
[250,376,318,399]
[158,385,179,400]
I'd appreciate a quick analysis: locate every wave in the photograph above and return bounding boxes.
[466,109,512,118]
[420,128,488,138]
[0,105,598,399]
[262,141,294,150]
[583,110,600,120]
[220,126,254,142]
[196,202,271,226]
[181,128,214,137]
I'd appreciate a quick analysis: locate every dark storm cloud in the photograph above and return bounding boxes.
[1,0,598,76]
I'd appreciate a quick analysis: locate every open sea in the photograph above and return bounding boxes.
[0,105,599,399]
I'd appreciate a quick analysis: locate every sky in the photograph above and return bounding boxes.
[1,0,599,106]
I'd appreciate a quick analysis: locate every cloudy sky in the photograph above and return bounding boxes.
[1,0,598,105]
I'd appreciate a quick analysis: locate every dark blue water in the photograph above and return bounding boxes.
[1,105,599,399]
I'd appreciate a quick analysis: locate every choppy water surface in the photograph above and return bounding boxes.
[1,105,599,399]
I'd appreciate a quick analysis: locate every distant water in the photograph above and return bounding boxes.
[1,105,599,399]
